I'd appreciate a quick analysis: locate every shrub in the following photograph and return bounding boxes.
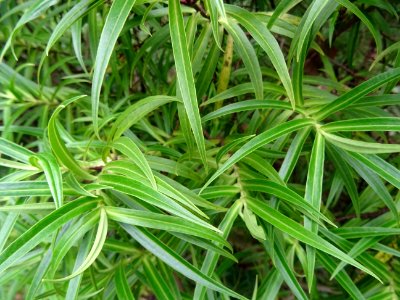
[0,0,399,299]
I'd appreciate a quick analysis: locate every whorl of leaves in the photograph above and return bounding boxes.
[0,0,399,299]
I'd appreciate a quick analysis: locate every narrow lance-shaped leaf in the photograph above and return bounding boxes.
[71,19,87,73]
[92,0,137,134]
[246,197,379,282]
[334,0,382,54]
[45,0,101,55]
[65,229,96,300]
[267,0,302,29]
[326,145,360,218]
[321,117,400,132]
[30,152,63,208]
[348,153,400,189]
[115,264,135,300]
[221,19,264,100]
[202,100,304,123]
[204,0,222,48]
[200,118,314,192]
[271,239,308,300]
[110,96,180,141]
[304,132,325,291]
[225,5,295,107]
[315,68,400,120]
[321,131,400,154]
[45,207,108,282]
[48,95,95,180]
[169,0,208,169]
[317,252,366,300]
[193,201,242,300]
[336,147,399,223]
[294,0,329,61]
[242,179,334,227]
[0,197,99,274]
[0,137,35,163]
[105,207,230,248]
[99,174,218,231]
[279,127,311,182]
[121,224,247,300]
[113,137,157,190]
[0,0,58,61]
[142,258,175,300]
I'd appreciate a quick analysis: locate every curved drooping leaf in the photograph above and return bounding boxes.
[48,95,95,180]
[30,152,63,208]
[121,224,247,300]
[201,118,315,192]
[92,0,137,133]
[0,197,99,274]
[246,197,379,281]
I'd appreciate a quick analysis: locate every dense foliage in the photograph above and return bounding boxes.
[1,0,400,299]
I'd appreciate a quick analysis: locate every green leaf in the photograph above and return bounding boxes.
[271,239,308,300]
[65,229,96,300]
[332,227,400,239]
[46,207,108,282]
[115,264,135,300]
[243,179,334,227]
[317,252,365,300]
[45,0,101,55]
[321,117,400,132]
[294,0,329,61]
[334,0,382,54]
[241,154,284,184]
[303,132,325,291]
[30,152,63,208]
[370,40,400,70]
[0,137,35,163]
[321,131,400,154]
[110,96,180,141]
[241,203,266,240]
[169,0,207,169]
[349,153,400,189]
[201,118,314,192]
[221,19,264,100]
[225,5,295,107]
[326,145,360,218]
[267,0,302,29]
[46,210,99,279]
[113,137,157,189]
[0,0,58,61]
[337,148,399,223]
[201,82,284,107]
[246,197,379,281]
[0,203,55,213]
[278,127,311,182]
[202,100,304,123]
[25,247,53,300]
[315,68,400,120]
[106,207,230,248]
[98,174,216,231]
[204,0,222,48]
[48,95,95,180]
[142,258,175,300]
[92,0,137,133]
[194,201,242,300]
[0,197,98,274]
[0,181,50,197]
[121,224,247,300]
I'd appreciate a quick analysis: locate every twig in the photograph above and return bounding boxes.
[180,0,208,18]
